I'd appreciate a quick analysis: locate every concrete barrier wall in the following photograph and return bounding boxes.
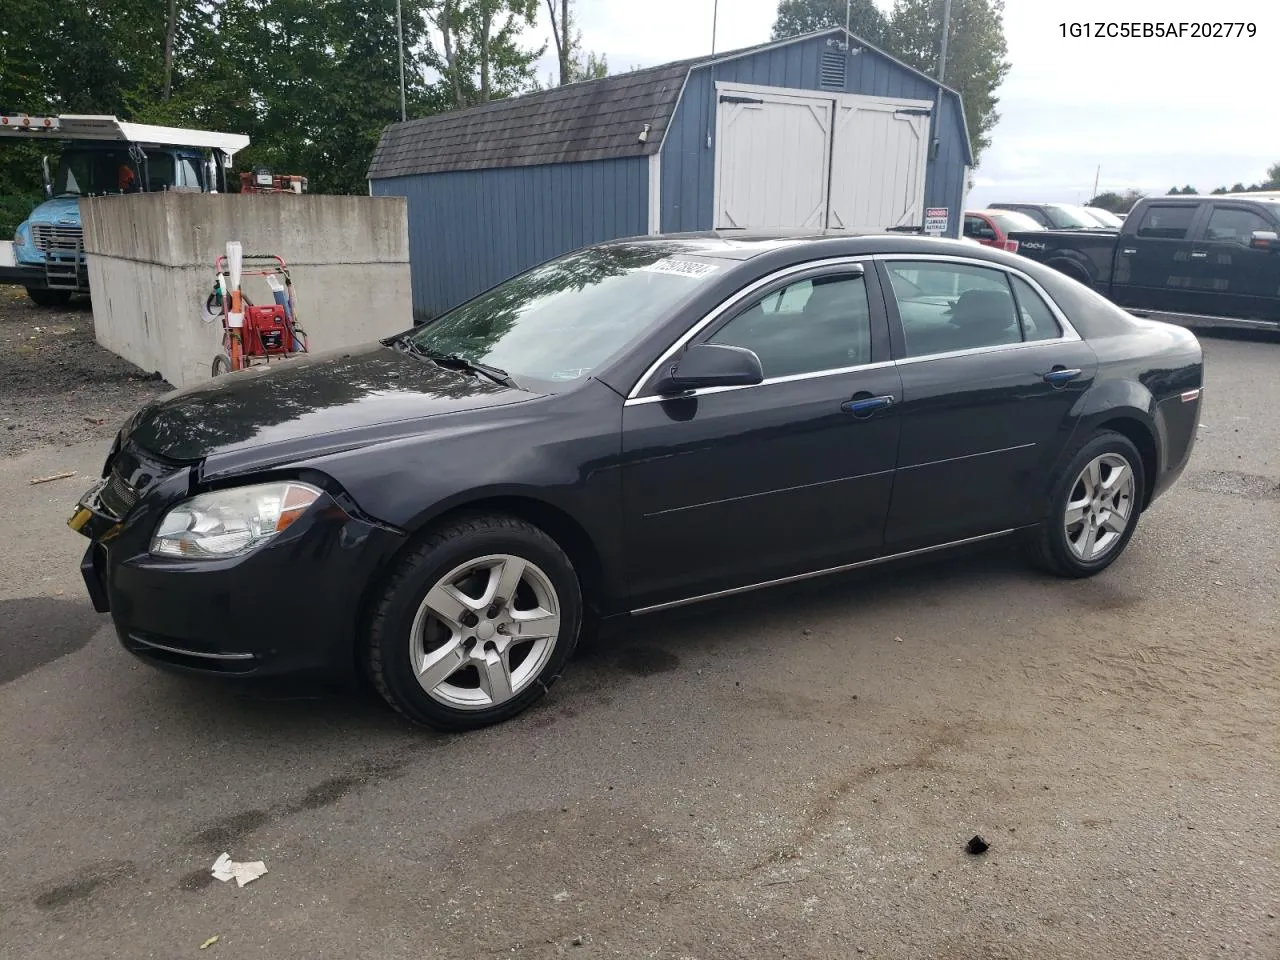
[81,193,412,387]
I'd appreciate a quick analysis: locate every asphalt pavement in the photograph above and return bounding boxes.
[0,335,1276,960]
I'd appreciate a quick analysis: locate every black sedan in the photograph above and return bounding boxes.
[68,234,1204,730]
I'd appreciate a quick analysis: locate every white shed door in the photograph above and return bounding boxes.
[827,95,931,232]
[715,91,832,230]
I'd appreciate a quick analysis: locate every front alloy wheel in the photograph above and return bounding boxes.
[411,554,562,710]
[366,515,582,730]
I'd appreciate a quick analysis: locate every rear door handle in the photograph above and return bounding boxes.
[1042,367,1082,386]
[842,394,895,418]
[1190,250,1208,258]
[1120,248,1137,255]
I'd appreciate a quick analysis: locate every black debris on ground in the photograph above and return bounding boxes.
[0,287,170,457]
[966,835,990,855]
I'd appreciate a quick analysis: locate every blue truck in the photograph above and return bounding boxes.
[0,114,249,306]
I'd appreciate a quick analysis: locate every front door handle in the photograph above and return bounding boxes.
[1042,367,1082,386]
[842,394,895,418]
[1120,248,1137,255]
[1190,250,1208,259]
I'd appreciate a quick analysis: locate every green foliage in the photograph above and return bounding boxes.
[1166,185,1198,195]
[0,0,544,198]
[771,0,888,45]
[769,0,1010,164]
[0,193,41,237]
[1088,190,1145,214]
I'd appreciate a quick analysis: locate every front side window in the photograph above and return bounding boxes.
[1205,207,1272,245]
[404,243,725,388]
[707,273,872,378]
[885,261,1033,357]
[1135,204,1197,240]
[964,216,996,240]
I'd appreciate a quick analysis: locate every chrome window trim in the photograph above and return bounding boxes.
[624,251,1088,405]
[625,256,874,401]
[624,359,896,406]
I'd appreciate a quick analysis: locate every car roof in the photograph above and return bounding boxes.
[599,230,1007,263]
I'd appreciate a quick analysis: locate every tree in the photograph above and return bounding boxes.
[425,0,543,106]
[1088,189,1144,214]
[771,0,889,45]
[887,0,1010,163]
[544,0,607,84]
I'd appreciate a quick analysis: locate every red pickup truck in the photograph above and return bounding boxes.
[962,209,1044,253]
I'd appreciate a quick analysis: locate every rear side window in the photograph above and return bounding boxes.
[1205,207,1272,245]
[1135,204,1197,240]
[1010,275,1063,341]
[885,262,1021,357]
[884,261,1067,357]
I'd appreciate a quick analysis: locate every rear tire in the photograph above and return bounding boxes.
[1025,430,1146,578]
[365,515,582,731]
[26,287,71,308]
[211,354,232,377]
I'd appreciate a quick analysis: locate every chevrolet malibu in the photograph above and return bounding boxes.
[68,234,1204,730]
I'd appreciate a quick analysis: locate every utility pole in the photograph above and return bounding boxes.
[396,0,407,122]
[938,0,952,83]
[1092,165,1101,202]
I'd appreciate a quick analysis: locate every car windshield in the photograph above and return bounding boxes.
[988,210,1043,233]
[1083,207,1124,227]
[1045,204,1104,229]
[53,149,177,197]
[401,243,726,387]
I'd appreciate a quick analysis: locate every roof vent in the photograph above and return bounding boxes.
[820,49,847,89]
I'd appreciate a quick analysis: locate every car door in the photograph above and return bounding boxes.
[620,261,903,610]
[1111,201,1204,314]
[876,256,1099,551]
[1187,203,1280,323]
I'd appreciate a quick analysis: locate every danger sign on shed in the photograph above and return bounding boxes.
[924,207,950,236]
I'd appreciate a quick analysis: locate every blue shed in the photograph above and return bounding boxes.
[368,27,973,321]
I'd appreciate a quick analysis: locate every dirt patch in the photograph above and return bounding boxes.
[0,287,169,457]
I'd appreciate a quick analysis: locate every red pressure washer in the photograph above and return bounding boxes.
[205,246,309,376]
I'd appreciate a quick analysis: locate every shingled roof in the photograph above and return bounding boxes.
[368,37,791,179]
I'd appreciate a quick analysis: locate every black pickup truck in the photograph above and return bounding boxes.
[1010,195,1280,332]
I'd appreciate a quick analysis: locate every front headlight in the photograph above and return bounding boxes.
[14,224,27,246]
[150,481,322,559]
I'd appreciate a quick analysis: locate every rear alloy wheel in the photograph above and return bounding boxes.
[1026,430,1146,578]
[366,516,582,730]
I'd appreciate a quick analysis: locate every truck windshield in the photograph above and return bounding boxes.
[402,243,726,388]
[53,149,178,197]
[1045,205,1103,229]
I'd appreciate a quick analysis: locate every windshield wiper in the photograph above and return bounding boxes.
[394,339,516,388]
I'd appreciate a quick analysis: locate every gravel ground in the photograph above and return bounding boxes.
[0,332,1275,960]
[0,286,169,458]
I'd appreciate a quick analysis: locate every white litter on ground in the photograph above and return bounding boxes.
[211,852,268,887]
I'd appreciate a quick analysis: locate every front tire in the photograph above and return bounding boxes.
[1026,430,1145,578]
[26,287,72,307]
[365,515,582,731]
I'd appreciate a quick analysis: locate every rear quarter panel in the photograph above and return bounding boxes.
[1073,317,1203,504]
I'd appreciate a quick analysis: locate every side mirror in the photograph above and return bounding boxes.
[41,155,52,199]
[655,343,764,394]
[1249,229,1279,250]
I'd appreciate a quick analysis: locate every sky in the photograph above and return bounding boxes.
[519,0,1280,208]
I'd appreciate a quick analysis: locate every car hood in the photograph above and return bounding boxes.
[27,197,81,225]
[123,343,539,468]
